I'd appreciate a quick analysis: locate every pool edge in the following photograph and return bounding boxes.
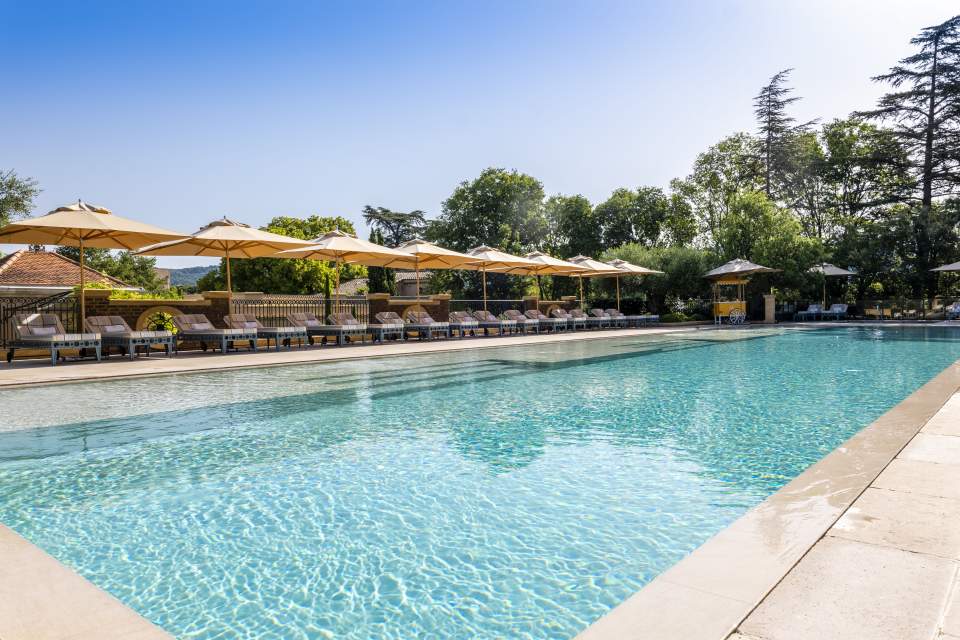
[575,356,960,640]
[0,523,173,640]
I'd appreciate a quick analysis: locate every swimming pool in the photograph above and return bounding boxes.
[1,326,959,639]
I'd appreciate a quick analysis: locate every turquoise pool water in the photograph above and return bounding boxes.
[1,326,959,639]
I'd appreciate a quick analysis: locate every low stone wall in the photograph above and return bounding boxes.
[83,289,230,330]
[367,293,451,323]
[523,296,578,315]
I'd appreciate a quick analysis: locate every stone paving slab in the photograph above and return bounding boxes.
[738,537,955,640]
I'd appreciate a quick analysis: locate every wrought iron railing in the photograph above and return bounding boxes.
[0,292,80,346]
[230,294,369,325]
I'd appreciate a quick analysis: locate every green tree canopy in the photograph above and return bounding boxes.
[601,244,716,311]
[197,215,364,294]
[543,194,600,259]
[362,206,426,247]
[430,168,547,252]
[0,169,40,228]
[595,187,670,249]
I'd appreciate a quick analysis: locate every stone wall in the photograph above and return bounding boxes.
[523,296,577,315]
[367,293,451,322]
[83,289,231,329]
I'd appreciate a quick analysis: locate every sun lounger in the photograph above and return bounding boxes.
[404,310,450,340]
[794,304,823,321]
[472,310,517,335]
[321,312,370,345]
[224,314,306,350]
[820,304,848,321]
[448,311,479,338]
[638,313,660,326]
[525,309,565,332]
[504,309,539,334]
[374,311,417,341]
[571,308,604,329]
[85,315,174,359]
[551,308,584,331]
[173,314,256,353]
[6,312,101,366]
[604,308,639,327]
[589,308,621,328]
[365,311,405,343]
[947,302,960,321]
[589,308,616,328]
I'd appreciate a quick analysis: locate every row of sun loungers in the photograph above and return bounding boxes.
[6,307,660,365]
[793,304,849,321]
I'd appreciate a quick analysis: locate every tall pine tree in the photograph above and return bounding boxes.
[858,15,960,296]
[753,69,814,198]
[366,229,395,294]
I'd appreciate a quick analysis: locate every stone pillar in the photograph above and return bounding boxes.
[762,293,776,324]
[83,288,112,323]
[366,293,390,323]
[201,291,233,327]
[431,294,451,320]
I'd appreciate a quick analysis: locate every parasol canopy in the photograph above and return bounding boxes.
[391,239,480,297]
[932,261,960,272]
[704,258,779,280]
[465,246,541,311]
[605,259,663,310]
[137,217,314,296]
[0,200,186,321]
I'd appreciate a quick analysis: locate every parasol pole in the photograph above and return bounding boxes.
[79,235,86,327]
[225,249,232,296]
[615,275,621,311]
[579,274,584,310]
[415,256,421,299]
[482,264,488,312]
[335,256,342,314]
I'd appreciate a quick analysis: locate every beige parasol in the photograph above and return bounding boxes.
[605,259,664,311]
[0,200,186,322]
[932,261,960,272]
[136,217,314,297]
[567,255,623,309]
[808,262,857,306]
[278,230,416,312]
[464,246,541,311]
[391,238,479,298]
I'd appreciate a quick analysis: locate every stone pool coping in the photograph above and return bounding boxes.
[0,523,172,639]
[577,355,960,640]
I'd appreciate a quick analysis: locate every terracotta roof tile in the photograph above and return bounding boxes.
[0,250,131,288]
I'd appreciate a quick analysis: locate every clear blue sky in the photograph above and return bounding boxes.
[2,0,956,267]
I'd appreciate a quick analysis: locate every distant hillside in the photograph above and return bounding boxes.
[167,265,217,286]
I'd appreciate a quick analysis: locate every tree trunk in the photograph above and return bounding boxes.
[918,33,940,298]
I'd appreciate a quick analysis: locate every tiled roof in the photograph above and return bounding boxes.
[335,277,368,295]
[0,249,131,288]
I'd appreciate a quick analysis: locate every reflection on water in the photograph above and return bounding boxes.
[0,326,958,639]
